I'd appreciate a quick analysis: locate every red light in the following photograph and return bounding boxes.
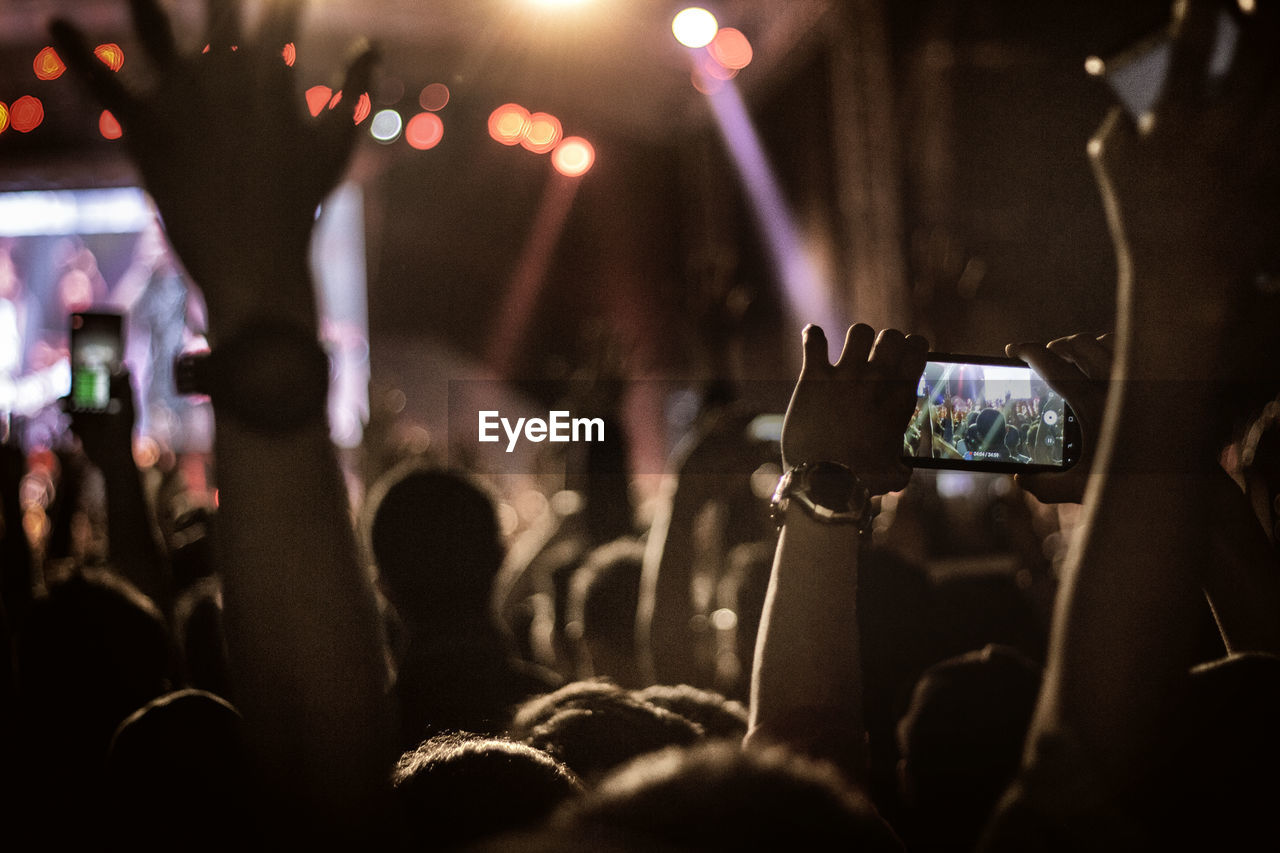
[521,112,562,154]
[405,112,444,150]
[419,83,450,112]
[34,47,66,80]
[94,43,124,72]
[353,92,372,125]
[488,103,530,146]
[700,53,737,81]
[202,44,211,54]
[552,137,595,177]
[99,110,122,140]
[708,27,753,69]
[282,43,296,66]
[328,90,343,110]
[10,96,44,133]
[0,103,9,135]
[305,85,332,117]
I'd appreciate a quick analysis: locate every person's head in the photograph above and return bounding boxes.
[531,741,903,851]
[360,461,505,620]
[393,732,582,849]
[895,644,1041,851]
[509,679,704,785]
[565,537,645,687]
[15,568,173,755]
[974,409,1007,454]
[104,688,249,843]
[633,684,748,740]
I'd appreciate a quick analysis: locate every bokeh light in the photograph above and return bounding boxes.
[353,92,372,125]
[551,136,595,177]
[370,108,403,142]
[701,53,737,81]
[405,112,444,150]
[305,85,332,116]
[488,103,531,145]
[94,43,124,71]
[419,83,450,111]
[282,42,296,66]
[691,66,725,95]
[10,96,44,133]
[34,46,65,80]
[708,27,752,69]
[672,8,718,48]
[0,102,9,135]
[99,109,122,140]
[521,111,563,154]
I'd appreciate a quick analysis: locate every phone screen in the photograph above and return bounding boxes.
[69,311,124,412]
[903,354,1081,473]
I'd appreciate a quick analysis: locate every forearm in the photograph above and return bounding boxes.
[99,454,171,614]
[746,513,866,782]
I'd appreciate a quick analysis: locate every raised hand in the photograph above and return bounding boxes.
[1007,333,1114,504]
[49,0,377,341]
[781,324,929,495]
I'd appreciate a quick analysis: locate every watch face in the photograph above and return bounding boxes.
[807,462,856,509]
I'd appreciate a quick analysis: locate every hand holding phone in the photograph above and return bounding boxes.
[902,353,1083,475]
[69,311,124,413]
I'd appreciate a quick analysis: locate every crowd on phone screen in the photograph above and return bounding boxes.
[2,0,1280,850]
[907,394,1067,464]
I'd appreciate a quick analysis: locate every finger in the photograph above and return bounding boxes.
[866,328,907,372]
[834,323,875,369]
[1015,472,1084,505]
[1221,1,1280,117]
[259,0,304,63]
[1095,333,1116,355]
[1165,0,1221,108]
[206,0,243,51]
[1046,333,1115,380]
[1007,342,1089,404]
[128,0,178,68]
[801,324,832,377]
[903,334,930,381]
[49,18,137,116]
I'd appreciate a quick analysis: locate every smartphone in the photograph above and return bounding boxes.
[903,353,1081,474]
[69,311,124,413]
[1092,8,1239,121]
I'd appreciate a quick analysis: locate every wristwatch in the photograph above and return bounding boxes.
[770,461,873,532]
[178,321,331,433]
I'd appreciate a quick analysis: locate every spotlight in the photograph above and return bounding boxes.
[673,8,718,49]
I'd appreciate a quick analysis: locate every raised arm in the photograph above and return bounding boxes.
[745,324,927,786]
[985,0,1280,843]
[52,0,395,836]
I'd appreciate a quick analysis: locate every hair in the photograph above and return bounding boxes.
[509,679,705,784]
[360,461,505,617]
[533,741,904,851]
[392,732,582,849]
[633,684,748,740]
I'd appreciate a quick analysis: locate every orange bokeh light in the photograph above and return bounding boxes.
[405,112,444,150]
[521,112,562,154]
[94,43,124,72]
[353,92,372,125]
[10,96,44,133]
[99,110,122,140]
[34,46,65,80]
[701,53,737,81]
[282,43,296,66]
[551,137,595,177]
[708,27,752,69]
[488,103,531,146]
[0,102,8,134]
[419,83,450,112]
[305,85,332,116]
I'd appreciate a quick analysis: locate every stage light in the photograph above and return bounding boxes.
[419,83,450,111]
[370,109,403,142]
[99,110,122,140]
[11,96,44,133]
[521,112,562,154]
[405,112,444,150]
[282,42,296,66]
[673,8,718,49]
[551,137,594,177]
[489,103,531,145]
[709,27,752,69]
[0,102,8,135]
[701,53,737,81]
[94,43,124,71]
[34,46,65,80]
[305,85,332,116]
